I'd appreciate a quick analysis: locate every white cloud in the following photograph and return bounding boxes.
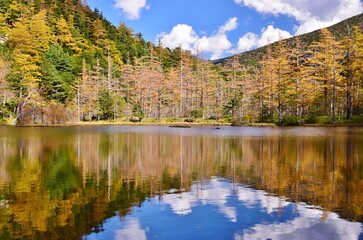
[157,24,199,53]
[234,0,363,35]
[158,18,238,60]
[237,25,292,52]
[257,25,292,47]
[218,17,238,34]
[234,0,305,20]
[114,0,149,20]
[237,32,258,52]
[197,34,233,60]
[295,19,337,36]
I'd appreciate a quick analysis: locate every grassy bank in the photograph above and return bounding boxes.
[1,116,363,127]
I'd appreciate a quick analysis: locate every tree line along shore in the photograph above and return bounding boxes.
[0,1,362,126]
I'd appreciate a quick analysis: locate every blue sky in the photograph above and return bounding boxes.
[87,0,363,59]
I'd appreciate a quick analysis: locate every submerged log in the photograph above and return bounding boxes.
[169,125,191,128]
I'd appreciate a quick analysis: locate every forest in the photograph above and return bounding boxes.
[0,0,362,125]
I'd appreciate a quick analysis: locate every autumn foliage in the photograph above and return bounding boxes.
[0,1,362,125]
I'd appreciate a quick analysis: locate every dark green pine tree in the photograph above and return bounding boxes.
[97,88,114,120]
[41,44,75,103]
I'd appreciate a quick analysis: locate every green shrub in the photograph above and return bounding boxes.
[142,118,158,123]
[344,115,363,124]
[304,115,318,124]
[0,102,13,120]
[132,103,144,121]
[206,119,218,124]
[129,116,141,122]
[219,117,235,123]
[316,116,332,124]
[304,115,339,124]
[163,117,179,123]
[243,112,256,124]
[0,118,7,124]
[191,109,203,118]
[277,115,301,126]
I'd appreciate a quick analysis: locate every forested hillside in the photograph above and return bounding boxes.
[0,0,362,125]
[217,13,363,125]
[0,0,186,124]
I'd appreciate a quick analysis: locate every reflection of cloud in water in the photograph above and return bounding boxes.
[161,178,237,222]
[236,206,362,240]
[161,192,196,215]
[236,191,362,240]
[162,179,361,239]
[114,218,146,240]
[199,178,237,222]
[237,187,289,214]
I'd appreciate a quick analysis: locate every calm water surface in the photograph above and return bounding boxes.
[0,126,362,239]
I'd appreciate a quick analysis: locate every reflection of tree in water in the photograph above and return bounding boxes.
[0,127,362,238]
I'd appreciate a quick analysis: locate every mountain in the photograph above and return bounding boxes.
[213,13,363,66]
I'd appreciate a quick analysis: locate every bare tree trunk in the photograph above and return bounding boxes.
[179,47,183,117]
[332,44,337,124]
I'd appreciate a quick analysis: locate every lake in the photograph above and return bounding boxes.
[0,125,362,239]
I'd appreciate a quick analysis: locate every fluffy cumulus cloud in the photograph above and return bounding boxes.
[218,17,238,34]
[257,25,292,46]
[234,0,363,35]
[237,32,258,52]
[114,0,149,20]
[157,24,199,52]
[158,18,238,60]
[197,35,233,60]
[237,25,291,52]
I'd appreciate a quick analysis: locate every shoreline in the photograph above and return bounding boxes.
[1,121,363,128]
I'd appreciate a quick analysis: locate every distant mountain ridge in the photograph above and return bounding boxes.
[213,13,363,66]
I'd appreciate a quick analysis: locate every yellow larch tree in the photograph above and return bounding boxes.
[307,28,344,122]
[272,38,291,124]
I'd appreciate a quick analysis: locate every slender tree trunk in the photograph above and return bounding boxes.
[332,44,337,123]
[179,48,183,117]
[77,78,81,121]
[260,69,265,123]
[345,24,353,120]
[269,69,274,120]
[277,70,282,125]
[107,47,112,91]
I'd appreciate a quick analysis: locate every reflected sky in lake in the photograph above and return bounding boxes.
[86,178,363,240]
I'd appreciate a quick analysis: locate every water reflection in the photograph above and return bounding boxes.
[87,178,362,240]
[0,126,362,239]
